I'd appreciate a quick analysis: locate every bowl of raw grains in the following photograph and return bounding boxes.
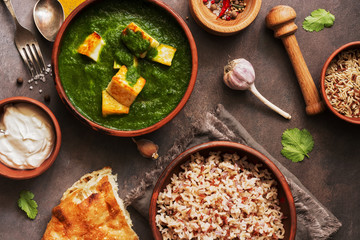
[189,0,262,36]
[150,141,297,239]
[320,41,360,124]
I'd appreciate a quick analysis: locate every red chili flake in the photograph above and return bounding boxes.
[175,196,181,202]
[201,165,204,172]
[173,188,179,193]
[218,0,230,18]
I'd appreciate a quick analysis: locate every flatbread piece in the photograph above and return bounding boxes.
[42,167,138,240]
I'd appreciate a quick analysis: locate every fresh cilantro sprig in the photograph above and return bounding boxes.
[18,190,38,220]
[281,128,314,162]
[303,9,335,32]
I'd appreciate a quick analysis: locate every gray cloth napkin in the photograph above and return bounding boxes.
[125,104,341,240]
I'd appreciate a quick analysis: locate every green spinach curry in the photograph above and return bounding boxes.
[58,0,192,130]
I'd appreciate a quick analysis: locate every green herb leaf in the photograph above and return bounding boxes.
[281,128,314,162]
[17,190,38,220]
[302,9,335,32]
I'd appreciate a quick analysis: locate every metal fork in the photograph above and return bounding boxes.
[3,0,46,78]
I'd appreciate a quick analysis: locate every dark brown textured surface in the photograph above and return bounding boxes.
[0,0,359,239]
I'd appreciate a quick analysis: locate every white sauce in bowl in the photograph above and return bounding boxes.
[0,103,55,169]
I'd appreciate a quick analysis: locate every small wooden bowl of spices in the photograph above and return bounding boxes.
[189,0,262,36]
[320,41,360,124]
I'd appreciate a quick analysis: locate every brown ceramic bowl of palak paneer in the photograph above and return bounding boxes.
[53,0,198,137]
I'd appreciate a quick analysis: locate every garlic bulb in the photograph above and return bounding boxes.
[224,58,255,90]
[223,58,291,120]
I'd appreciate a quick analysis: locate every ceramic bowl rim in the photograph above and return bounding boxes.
[149,141,297,239]
[52,0,198,137]
[0,96,62,180]
[320,41,360,124]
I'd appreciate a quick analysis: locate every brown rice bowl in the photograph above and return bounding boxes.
[155,151,285,239]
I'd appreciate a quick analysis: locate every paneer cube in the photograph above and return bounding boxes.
[77,32,105,62]
[106,65,146,107]
[101,90,129,117]
[150,44,177,66]
[121,22,160,58]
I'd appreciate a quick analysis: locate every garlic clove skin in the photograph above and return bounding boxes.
[224,71,250,90]
[223,58,255,90]
[132,138,159,159]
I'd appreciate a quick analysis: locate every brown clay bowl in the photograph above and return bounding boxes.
[0,97,61,180]
[189,0,262,36]
[52,0,198,137]
[320,41,360,124]
[149,141,296,239]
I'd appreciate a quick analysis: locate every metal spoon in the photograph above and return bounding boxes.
[33,0,64,42]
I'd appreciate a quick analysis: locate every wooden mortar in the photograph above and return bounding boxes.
[266,5,324,115]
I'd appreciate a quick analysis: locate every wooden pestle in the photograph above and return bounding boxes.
[266,5,325,115]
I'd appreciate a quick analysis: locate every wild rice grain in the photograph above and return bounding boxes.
[325,49,360,118]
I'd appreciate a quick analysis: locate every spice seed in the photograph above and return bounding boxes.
[44,94,51,102]
[16,77,23,85]
[204,0,246,21]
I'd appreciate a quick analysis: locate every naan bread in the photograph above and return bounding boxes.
[42,167,138,240]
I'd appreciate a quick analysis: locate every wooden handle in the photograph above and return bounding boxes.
[266,5,324,115]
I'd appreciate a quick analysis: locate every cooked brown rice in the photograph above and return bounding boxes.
[156,152,285,240]
[324,48,360,118]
